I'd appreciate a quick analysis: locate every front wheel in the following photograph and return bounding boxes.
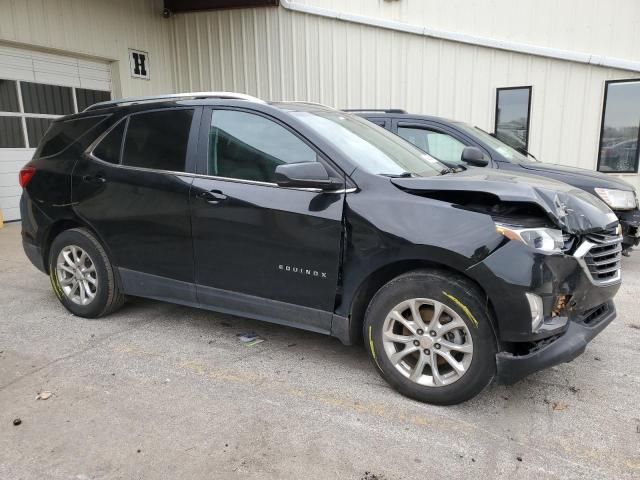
[364,269,497,405]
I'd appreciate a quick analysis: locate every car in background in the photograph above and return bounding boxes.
[349,110,640,255]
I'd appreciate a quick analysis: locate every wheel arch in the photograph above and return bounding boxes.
[42,219,112,274]
[344,259,499,345]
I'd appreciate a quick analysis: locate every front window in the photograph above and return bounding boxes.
[290,108,445,177]
[208,110,318,183]
[397,127,467,165]
[455,122,531,163]
[597,79,640,173]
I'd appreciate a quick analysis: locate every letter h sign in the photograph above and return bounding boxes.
[129,49,150,80]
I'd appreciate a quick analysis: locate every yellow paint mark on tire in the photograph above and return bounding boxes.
[442,291,479,328]
[50,269,64,300]
[368,325,383,372]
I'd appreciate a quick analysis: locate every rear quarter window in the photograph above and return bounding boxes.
[38,115,109,158]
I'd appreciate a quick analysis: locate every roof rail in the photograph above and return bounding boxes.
[83,91,265,112]
[343,108,407,114]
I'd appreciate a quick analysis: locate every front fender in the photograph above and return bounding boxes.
[337,182,504,319]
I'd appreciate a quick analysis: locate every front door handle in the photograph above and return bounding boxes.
[197,189,227,203]
[82,175,106,184]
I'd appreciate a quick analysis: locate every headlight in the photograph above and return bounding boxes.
[495,224,564,253]
[594,188,636,210]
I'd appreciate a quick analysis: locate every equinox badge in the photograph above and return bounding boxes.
[278,264,327,279]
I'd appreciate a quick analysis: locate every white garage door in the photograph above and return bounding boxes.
[0,45,112,221]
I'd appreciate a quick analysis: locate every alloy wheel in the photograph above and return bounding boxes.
[55,245,98,306]
[381,298,474,387]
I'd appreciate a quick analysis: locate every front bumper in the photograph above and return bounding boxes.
[495,301,615,384]
[467,240,621,343]
[616,208,640,249]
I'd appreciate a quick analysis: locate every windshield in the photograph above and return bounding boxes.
[455,123,534,163]
[290,108,446,177]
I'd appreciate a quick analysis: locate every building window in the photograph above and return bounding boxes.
[494,86,532,154]
[76,88,111,112]
[0,80,110,149]
[597,79,640,173]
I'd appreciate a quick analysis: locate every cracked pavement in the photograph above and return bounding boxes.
[1,222,639,479]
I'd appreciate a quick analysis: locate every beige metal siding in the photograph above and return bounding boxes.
[0,0,175,97]
[171,7,640,188]
[295,0,640,63]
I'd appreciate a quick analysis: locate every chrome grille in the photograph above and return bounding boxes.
[583,228,622,284]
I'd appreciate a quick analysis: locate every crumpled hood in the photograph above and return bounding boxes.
[518,161,635,191]
[391,170,619,234]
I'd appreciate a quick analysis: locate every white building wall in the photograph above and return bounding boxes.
[0,0,176,97]
[170,7,640,189]
[294,0,640,63]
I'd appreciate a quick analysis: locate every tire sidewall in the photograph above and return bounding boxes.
[48,230,112,318]
[364,270,497,405]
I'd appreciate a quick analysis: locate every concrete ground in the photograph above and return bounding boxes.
[0,222,639,480]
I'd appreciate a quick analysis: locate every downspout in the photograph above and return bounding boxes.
[279,0,640,73]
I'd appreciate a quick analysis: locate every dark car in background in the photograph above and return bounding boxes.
[20,93,622,405]
[350,110,640,255]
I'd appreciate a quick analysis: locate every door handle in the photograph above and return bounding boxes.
[197,189,227,203]
[82,175,106,184]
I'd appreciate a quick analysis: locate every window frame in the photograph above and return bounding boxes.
[596,78,640,174]
[196,106,345,188]
[494,86,532,153]
[87,106,202,175]
[0,79,111,149]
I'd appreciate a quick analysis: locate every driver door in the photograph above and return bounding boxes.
[190,108,346,333]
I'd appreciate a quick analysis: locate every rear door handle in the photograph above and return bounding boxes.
[197,189,227,203]
[82,175,106,184]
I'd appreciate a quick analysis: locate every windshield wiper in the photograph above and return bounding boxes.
[379,172,414,178]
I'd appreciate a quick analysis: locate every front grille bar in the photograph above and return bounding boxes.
[573,229,623,285]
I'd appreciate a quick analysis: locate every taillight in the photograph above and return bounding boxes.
[19,166,36,188]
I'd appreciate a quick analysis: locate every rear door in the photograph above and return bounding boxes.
[189,107,345,333]
[73,107,201,302]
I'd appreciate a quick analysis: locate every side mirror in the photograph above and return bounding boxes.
[461,146,489,167]
[275,162,343,191]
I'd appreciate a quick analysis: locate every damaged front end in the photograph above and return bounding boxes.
[391,170,622,384]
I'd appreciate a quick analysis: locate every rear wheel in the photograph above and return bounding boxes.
[48,228,125,318]
[364,269,497,405]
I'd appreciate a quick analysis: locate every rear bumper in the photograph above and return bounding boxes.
[495,301,615,384]
[22,236,46,273]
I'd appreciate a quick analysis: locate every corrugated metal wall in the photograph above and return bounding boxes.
[171,7,640,188]
[295,0,640,63]
[0,0,175,97]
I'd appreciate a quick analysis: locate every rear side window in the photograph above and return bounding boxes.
[122,109,194,172]
[39,115,108,158]
[93,120,126,164]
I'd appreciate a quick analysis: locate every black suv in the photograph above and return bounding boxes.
[351,110,640,255]
[20,93,622,405]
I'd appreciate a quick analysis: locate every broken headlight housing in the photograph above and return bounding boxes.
[495,224,565,253]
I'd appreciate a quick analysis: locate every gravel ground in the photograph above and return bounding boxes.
[0,222,639,480]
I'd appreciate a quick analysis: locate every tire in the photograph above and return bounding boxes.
[363,269,497,405]
[48,228,125,318]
